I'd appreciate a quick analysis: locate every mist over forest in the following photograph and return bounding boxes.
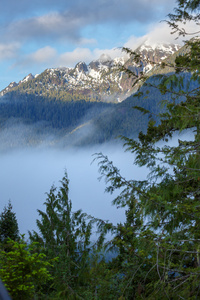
[0,121,193,236]
[0,131,147,234]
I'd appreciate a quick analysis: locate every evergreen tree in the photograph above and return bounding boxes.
[0,201,19,246]
[94,1,200,298]
[0,238,52,300]
[29,172,95,299]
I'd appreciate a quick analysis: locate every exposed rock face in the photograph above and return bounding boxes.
[138,43,180,62]
[0,42,181,102]
[75,62,88,73]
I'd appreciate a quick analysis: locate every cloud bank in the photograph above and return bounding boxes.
[11,20,198,72]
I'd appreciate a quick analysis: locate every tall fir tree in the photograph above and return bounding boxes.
[29,172,96,299]
[94,1,200,298]
[0,201,19,246]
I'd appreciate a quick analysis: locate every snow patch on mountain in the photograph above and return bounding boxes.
[19,73,35,84]
[139,39,180,51]
[0,42,182,102]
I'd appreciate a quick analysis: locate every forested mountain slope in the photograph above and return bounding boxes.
[0,42,195,149]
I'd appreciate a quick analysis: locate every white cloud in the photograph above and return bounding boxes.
[10,18,200,76]
[1,0,178,45]
[57,47,125,67]
[93,48,124,59]
[124,23,177,50]
[11,46,57,70]
[29,46,57,63]
[14,45,124,70]
[35,12,84,36]
[124,21,200,50]
[79,38,97,45]
[12,46,121,74]
[4,11,84,43]
[58,48,93,67]
[146,21,200,45]
[0,43,20,60]
[124,35,148,50]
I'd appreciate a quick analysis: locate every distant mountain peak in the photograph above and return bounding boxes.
[98,53,112,62]
[138,40,181,53]
[1,42,182,102]
[75,62,88,73]
[131,41,181,66]
[19,73,34,84]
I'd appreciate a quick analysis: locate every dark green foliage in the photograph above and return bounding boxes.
[0,92,112,130]
[92,2,200,299]
[29,172,98,298]
[167,0,200,37]
[95,86,200,298]
[0,201,19,246]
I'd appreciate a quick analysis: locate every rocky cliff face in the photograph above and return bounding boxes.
[0,42,181,102]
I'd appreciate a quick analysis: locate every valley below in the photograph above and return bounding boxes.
[0,141,147,234]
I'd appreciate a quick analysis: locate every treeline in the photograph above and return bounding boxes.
[0,74,187,146]
[0,91,113,132]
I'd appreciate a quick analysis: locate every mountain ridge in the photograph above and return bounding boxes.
[1,41,196,149]
[1,42,181,103]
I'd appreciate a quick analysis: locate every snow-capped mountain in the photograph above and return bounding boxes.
[135,42,180,73]
[0,42,181,102]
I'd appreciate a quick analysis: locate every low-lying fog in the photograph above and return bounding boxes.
[0,126,193,236]
[0,142,148,235]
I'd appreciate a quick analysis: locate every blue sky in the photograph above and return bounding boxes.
[0,0,191,91]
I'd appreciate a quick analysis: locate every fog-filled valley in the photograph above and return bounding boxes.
[0,139,148,235]
[0,124,193,236]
